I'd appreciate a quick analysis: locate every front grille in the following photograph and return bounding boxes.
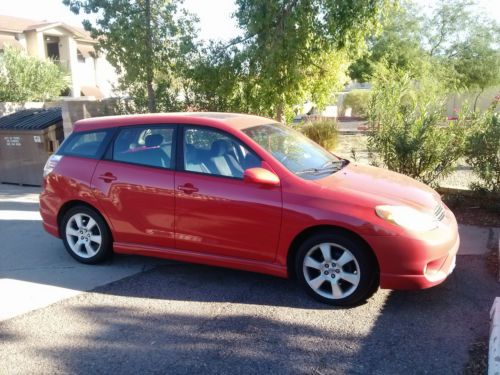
[434,202,445,221]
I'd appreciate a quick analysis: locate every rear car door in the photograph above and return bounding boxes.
[174,125,282,262]
[91,125,177,249]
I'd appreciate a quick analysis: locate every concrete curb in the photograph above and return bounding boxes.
[436,186,500,199]
[490,297,500,375]
[435,186,476,196]
[338,129,368,135]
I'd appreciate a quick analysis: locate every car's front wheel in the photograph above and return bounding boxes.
[296,231,378,306]
[61,205,112,264]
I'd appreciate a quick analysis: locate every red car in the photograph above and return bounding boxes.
[40,113,459,306]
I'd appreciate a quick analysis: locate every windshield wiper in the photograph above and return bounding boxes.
[296,165,340,176]
[296,159,347,176]
[319,160,345,169]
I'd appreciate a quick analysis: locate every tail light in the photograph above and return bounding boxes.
[43,155,63,177]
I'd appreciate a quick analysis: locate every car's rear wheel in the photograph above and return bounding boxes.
[61,205,112,264]
[296,231,378,306]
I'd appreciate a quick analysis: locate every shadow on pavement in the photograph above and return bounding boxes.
[88,256,498,373]
[0,256,496,374]
[352,255,498,374]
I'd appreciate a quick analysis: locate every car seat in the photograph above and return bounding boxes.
[208,139,244,177]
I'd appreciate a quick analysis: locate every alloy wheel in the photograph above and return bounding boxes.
[65,213,102,258]
[302,242,361,300]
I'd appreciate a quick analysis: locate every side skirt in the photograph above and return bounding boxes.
[113,242,289,278]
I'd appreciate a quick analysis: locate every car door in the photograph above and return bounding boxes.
[174,125,282,262]
[91,125,176,249]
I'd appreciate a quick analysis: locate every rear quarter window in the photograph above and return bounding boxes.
[58,129,113,159]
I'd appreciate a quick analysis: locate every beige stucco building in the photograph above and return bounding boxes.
[0,15,118,99]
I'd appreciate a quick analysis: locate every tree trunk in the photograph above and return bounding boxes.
[145,0,156,113]
[147,81,155,113]
[473,89,483,112]
[276,102,285,123]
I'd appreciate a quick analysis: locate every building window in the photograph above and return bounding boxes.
[77,50,85,63]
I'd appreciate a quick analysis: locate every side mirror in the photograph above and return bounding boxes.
[244,167,280,187]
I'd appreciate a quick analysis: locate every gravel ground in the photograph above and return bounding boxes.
[333,133,480,189]
[0,255,497,374]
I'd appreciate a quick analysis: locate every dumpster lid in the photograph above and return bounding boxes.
[0,108,62,130]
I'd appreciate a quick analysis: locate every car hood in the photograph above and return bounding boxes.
[315,162,440,210]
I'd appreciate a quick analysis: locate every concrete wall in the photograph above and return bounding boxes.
[447,86,500,115]
[76,57,97,88]
[24,31,44,59]
[94,55,119,97]
[48,98,119,136]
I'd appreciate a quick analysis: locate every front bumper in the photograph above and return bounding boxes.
[365,207,460,290]
[376,235,459,289]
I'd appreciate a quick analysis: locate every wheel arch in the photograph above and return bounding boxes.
[286,225,380,280]
[57,200,113,240]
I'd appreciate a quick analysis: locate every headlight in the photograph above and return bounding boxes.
[375,205,438,232]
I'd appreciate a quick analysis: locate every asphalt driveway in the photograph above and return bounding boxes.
[0,183,498,374]
[0,256,497,374]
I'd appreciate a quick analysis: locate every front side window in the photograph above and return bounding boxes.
[243,123,344,179]
[183,127,260,178]
[112,126,174,169]
[58,130,111,159]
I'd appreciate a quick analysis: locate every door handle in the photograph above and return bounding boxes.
[177,184,199,194]
[98,173,117,183]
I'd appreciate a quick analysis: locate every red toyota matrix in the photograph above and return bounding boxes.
[40,113,459,306]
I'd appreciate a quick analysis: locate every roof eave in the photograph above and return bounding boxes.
[0,28,23,34]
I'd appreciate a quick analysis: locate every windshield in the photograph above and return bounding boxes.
[242,123,345,179]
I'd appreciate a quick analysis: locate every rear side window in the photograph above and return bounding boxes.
[58,130,112,159]
[112,125,175,169]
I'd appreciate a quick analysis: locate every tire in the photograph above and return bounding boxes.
[295,231,378,306]
[60,205,112,264]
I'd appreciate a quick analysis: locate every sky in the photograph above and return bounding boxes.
[0,0,498,42]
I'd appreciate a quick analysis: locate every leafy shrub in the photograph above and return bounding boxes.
[0,46,68,101]
[466,103,500,193]
[297,119,338,151]
[367,67,469,185]
[342,89,371,117]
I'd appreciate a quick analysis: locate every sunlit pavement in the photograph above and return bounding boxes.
[0,184,167,321]
[0,183,498,373]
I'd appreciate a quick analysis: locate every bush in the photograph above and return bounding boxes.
[0,46,68,101]
[466,103,500,193]
[342,89,371,117]
[367,67,469,185]
[297,119,338,151]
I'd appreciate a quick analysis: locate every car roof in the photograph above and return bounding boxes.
[73,112,277,132]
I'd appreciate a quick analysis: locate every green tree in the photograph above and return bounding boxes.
[184,42,248,113]
[349,2,426,81]
[63,0,197,112]
[424,0,500,100]
[448,24,500,110]
[350,0,500,95]
[211,0,389,122]
[367,64,470,185]
[0,47,68,101]
[423,0,474,57]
